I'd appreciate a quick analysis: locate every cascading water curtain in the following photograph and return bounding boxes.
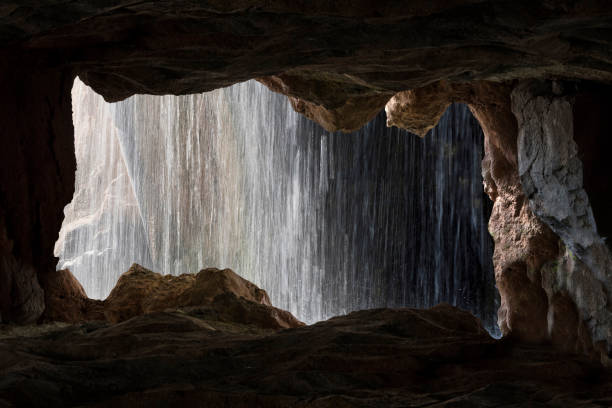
[57,78,499,335]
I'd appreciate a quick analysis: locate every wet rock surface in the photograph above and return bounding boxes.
[1,303,610,407]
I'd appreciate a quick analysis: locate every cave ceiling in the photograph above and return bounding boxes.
[3,0,612,120]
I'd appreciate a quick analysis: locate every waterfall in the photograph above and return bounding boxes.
[56,78,498,334]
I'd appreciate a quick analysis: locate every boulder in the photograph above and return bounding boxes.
[39,269,104,323]
[44,264,303,330]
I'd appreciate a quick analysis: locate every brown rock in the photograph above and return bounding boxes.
[485,170,558,345]
[258,74,392,132]
[512,80,612,361]
[12,2,608,106]
[43,264,305,330]
[385,78,612,363]
[0,256,43,324]
[0,0,611,370]
[178,267,272,307]
[102,264,197,323]
[39,269,104,323]
[385,81,517,162]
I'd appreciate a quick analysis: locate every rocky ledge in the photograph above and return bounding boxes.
[40,264,303,329]
[1,301,611,407]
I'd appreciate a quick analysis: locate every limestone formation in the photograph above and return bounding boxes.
[258,75,393,132]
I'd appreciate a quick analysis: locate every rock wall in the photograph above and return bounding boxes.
[385,81,557,344]
[39,269,104,323]
[386,78,612,364]
[0,62,75,324]
[512,80,612,362]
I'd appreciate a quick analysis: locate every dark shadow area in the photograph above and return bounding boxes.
[573,87,612,247]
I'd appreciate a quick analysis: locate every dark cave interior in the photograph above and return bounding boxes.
[1,2,612,406]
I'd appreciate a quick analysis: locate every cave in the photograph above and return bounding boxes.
[56,78,499,333]
[1,2,612,406]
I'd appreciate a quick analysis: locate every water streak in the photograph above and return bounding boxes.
[56,79,498,334]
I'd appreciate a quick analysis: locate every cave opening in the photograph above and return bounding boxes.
[55,77,500,335]
[6,4,612,405]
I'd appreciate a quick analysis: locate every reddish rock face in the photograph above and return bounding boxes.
[43,264,304,330]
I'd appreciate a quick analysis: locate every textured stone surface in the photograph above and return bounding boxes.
[2,2,612,130]
[39,269,104,323]
[44,264,303,330]
[385,80,519,163]
[513,80,612,361]
[1,303,610,407]
[541,246,601,359]
[514,81,601,257]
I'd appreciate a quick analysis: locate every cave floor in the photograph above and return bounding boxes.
[1,304,611,407]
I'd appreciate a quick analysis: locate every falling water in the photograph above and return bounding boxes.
[56,78,499,334]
